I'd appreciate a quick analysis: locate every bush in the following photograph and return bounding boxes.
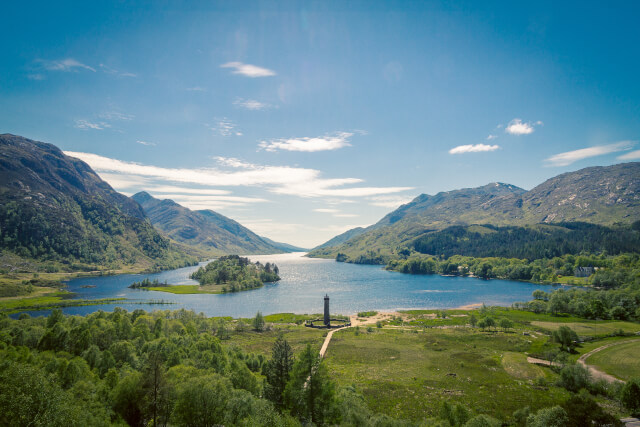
[621,379,640,416]
[557,364,591,392]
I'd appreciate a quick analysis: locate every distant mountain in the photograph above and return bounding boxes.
[259,236,308,253]
[309,163,640,261]
[132,192,301,255]
[312,227,366,251]
[0,134,194,271]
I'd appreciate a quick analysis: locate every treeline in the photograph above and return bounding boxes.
[515,281,640,321]
[387,252,638,283]
[191,255,280,293]
[411,222,640,260]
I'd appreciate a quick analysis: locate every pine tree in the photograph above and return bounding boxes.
[264,336,294,409]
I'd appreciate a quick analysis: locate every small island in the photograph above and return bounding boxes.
[191,255,280,293]
[128,278,168,289]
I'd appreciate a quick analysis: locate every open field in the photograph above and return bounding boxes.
[584,340,640,381]
[221,323,326,356]
[531,320,640,337]
[324,326,569,421]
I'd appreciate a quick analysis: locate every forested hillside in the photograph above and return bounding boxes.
[0,134,194,272]
[310,163,640,262]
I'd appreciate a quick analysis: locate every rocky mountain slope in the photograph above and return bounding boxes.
[0,134,194,271]
[309,163,640,260]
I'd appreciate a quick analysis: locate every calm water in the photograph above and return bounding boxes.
[16,253,561,318]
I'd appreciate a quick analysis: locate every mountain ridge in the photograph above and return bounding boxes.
[0,134,194,271]
[132,191,304,255]
[309,162,640,260]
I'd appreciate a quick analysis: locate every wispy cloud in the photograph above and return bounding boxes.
[618,150,640,161]
[367,195,415,208]
[186,86,207,92]
[64,151,413,199]
[136,140,156,146]
[221,61,276,78]
[101,112,134,121]
[486,134,498,140]
[449,144,500,154]
[233,98,273,110]
[214,157,256,169]
[209,117,242,137]
[74,119,110,130]
[146,185,230,196]
[314,208,339,213]
[545,141,635,167]
[41,58,96,72]
[99,64,136,77]
[334,213,359,218]
[505,118,542,135]
[259,132,353,152]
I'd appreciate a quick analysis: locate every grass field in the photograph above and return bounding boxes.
[222,324,326,356]
[585,340,640,381]
[324,327,569,421]
[0,289,126,313]
[501,352,547,380]
[531,320,640,337]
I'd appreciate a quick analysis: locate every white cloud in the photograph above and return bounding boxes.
[449,144,500,154]
[233,98,272,110]
[210,118,242,137]
[505,118,540,135]
[214,157,257,169]
[186,86,207,92]
[545,141,635,167]
[314,208,339,213]
[618,150,640,161]
[146,185,230,195]
[486,134,498,140]
[64,151,413,199]
[221,62,276,78]
[42,58,96,72]
[74,119,110,130]
[259,132,353,152]
[367,195,415,208]
[334,213,359,218]
[136,140,155,146]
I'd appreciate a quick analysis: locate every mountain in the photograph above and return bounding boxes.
[311,227,366,251]
[259,236,308,252]
[0,134,194,271]
[132,192,301,255]
[309,163,640,261]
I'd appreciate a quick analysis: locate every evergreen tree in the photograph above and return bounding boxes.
[264,336,294,409]
[285,344,335,425]
[252,311,265,332]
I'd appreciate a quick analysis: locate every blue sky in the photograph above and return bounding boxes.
[2,1,639,247]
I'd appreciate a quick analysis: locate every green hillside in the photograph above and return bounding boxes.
[0,134,195,272]
[309,163,640,261]
[132,192,301,255]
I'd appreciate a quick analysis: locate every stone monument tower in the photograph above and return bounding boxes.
[324,294,330,327]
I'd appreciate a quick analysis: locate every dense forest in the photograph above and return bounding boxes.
[191,255,280,293]
[411,222,640,260]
